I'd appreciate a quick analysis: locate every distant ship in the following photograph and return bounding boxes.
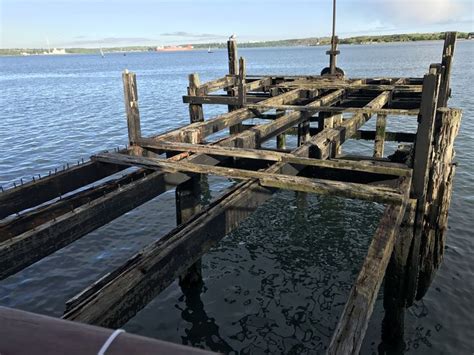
[155,45,193,52]
[208,46,214,53]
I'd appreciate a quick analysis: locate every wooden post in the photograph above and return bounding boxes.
[373,114,387,158]
[382,200,416,348]
[276,130,286,150]
[177,99,204,292]
[227,38,238,76]
[318,112,343,156]
[238,57,246,108]
[227,38,241,134]
[188,73,204,123]
[416,108,462,299]
[404,73,440,304]
[122,70,142,144]
[438,32,456,107]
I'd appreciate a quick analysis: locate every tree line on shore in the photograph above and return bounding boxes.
[1,32,471,56]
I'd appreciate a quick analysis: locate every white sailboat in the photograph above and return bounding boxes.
[100,48,105,58]
[208,46,214,53]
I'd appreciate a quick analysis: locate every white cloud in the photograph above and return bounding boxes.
[383,0,467,24]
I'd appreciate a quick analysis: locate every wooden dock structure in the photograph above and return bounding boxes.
[0,32,462,354]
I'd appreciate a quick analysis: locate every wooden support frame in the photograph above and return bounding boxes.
[92,152,407,204]
[1,32,462,355]
[328,175,411,354]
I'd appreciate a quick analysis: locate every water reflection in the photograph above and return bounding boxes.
[143,191,385,354]
[178,283,234,353]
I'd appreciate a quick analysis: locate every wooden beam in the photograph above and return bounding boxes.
[196,75,237,96]
[0,169,153,242]
[246,77,272,92]
[0,170,189,280]
[63,180,275,327]
[138,140,411,177]
[353,130,415,143]
[218,89,344,148]
[276,82,423,92]
[64,116,403,326]
[182,94,262,105]
[166,88,306,142]
[0,161,125,220]
[92,153,405,204]
[246,104,419,116]
[327,176,411,355]
[312,91,391,159]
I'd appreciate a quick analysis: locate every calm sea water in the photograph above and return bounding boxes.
[0,41,473,354]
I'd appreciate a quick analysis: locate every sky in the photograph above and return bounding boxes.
[0,0,473,48]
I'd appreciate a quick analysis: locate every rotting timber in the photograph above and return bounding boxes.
[0,32,462,354]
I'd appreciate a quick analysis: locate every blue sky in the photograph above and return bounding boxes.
[1,0,473,48]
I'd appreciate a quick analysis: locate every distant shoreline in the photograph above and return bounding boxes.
[1,32,472,56]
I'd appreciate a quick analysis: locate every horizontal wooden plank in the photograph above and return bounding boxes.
[138,140,411,177]
[353,130,416,142]
[0,170,188,280]
[0,161,125,220]
[277,82,423,93]
[182,94,264,105]
[196,75,237,95]
[92,153,405,204]
[246,104,419,116]
[0,169,153,242]
[157,88,306,142]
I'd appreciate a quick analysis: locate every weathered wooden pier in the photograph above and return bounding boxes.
[0,32,462,354]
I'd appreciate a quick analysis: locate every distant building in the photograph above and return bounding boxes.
[467,33,474,40]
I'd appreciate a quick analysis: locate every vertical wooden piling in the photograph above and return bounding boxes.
[276,129,287,150]
[373,114,387,158]
[416,108,462,299]
[438,32,456,107]
[227,38,241,134]
[405,73,440,304]
[177,84,205,291]
[227,39,238,77]
[238,57,247,108]
[382,200,416,348]
[188,73,204,123]
[122,70,142,145]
